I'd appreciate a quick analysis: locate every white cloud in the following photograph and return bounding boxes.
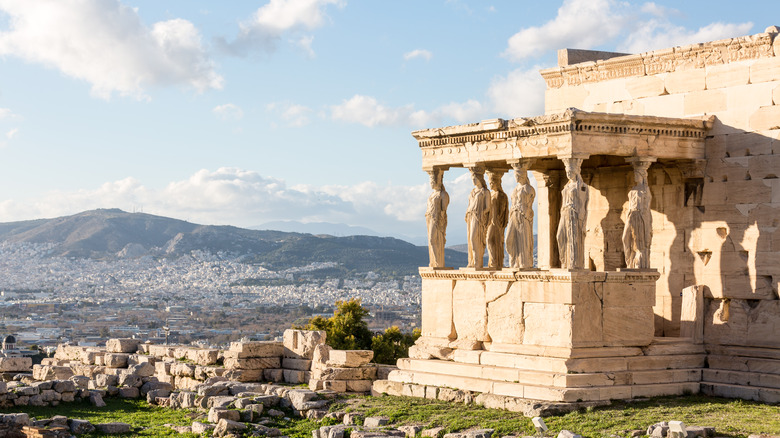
[403,49,432,61]
[6,128,18,139]
[0,0,222,99]
[0,108,15,119]
[487,67,546,118]
[618,20,754,54]
[212,103,244,120]
[296,35,316,57]
[219,0,345,56]
[267,102,312,127]
[503,0,628,62]
[331,95,489,128]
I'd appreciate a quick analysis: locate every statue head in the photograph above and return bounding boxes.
[428,169,444,190]
[486,171,503,192]
[470,168,486,188]
[562,157,583,181]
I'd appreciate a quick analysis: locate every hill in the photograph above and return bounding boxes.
[0,209,467,275]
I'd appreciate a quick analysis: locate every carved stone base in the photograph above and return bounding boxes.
[381,337,704,404]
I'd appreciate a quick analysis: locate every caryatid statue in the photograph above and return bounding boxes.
[622,160,653,269]
[465,168,491,269]
[556,157,588,270]
[486,170,509,269]
[506,161,535,269]
[425,168,449,268]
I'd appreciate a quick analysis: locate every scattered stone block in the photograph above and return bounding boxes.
[69,419,95,434]
[94,422,131,434]
[228,341,283,358]
[328,350,373,368]
[364,416,390,427]
[106,338,140,353]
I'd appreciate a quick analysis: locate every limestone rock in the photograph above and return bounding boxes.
[69,419,96,434]
[327,350,373,368]
[284,329,327,359]
[106,338,140,353]
[95,422,132,434]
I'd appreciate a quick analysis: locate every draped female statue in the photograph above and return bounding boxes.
[465,169,491,268]
[622,161,653,269]
[506,163,535,269]
[425,169,449,268]
[557,158,588,269]
[486,170,509,269]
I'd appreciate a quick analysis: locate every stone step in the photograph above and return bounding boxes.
[387,368,700,402]
[700,382,780,403]
[641,341,706,356]
[707,354,780,374]
[706,344,780,360]
[474,350,704,374]
[397,358,702,388]
[702,369,780,389]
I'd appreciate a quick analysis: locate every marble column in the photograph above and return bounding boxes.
[425,168,450,268]
[506,160,535,269]
[622,158,655,269]
[557,157,588,270]
[485,169,509,270]
[465,167,491,269]
[531,170,562,270]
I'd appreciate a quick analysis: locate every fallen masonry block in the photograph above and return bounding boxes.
[327,350,373,368]
[227,341,283,358]
[106,339,140,354]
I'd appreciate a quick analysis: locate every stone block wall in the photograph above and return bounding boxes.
[542,29,780,343]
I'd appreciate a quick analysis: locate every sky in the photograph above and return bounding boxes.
[0,0,775,244]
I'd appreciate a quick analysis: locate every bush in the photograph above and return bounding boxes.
[371,326,421,365]
[301,298,373,350]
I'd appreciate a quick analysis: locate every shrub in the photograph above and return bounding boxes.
[371,326,421,365]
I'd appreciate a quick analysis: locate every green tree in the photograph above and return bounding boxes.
[301,298,373,350]
[371,326,421,365]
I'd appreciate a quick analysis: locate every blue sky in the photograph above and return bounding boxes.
[0,0,775,243]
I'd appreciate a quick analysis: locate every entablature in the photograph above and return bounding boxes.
[414,109,714,170]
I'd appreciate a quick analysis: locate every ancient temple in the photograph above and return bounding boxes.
[373,27,780,408]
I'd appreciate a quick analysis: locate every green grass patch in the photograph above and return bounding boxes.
[1,394,779,437]
[0,398,203,437]
[331,394,780,438]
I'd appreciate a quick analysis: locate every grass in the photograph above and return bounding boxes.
[1,394,779,437]
[330,394,780,438]
[0,398,203,437]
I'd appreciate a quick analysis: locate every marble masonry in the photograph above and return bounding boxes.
[374,26,780,407]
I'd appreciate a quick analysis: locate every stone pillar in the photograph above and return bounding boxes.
[622,157,655,269]
[506,159,535,269]
[465,166,491,269]
[425,168,450,268]
[485,168,509,270]
[531,170,562,269]
[557,156,588,270]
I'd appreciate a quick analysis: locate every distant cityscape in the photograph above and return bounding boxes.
[0,240,422,350]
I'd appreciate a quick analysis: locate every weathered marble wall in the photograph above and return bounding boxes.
[544,30,780,346]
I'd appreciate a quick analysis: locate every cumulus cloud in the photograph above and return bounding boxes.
[212,103,244,120]
[6,128,18,139]
[619,20,754,54]
[0,0,222,99]
[331,95,488,128]
[267,102,312,127]
[503,0,628,62]
[0,167,437,242]
[403,49,432,61]
[218,0,345,56]
[487,67,546,118]
[0,108,16,119]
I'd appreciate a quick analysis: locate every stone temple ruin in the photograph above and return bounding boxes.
[374,27,780,408]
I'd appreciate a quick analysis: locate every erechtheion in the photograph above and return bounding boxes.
[374,27,780,409]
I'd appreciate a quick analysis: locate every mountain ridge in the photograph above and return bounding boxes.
[0,209,467,275]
